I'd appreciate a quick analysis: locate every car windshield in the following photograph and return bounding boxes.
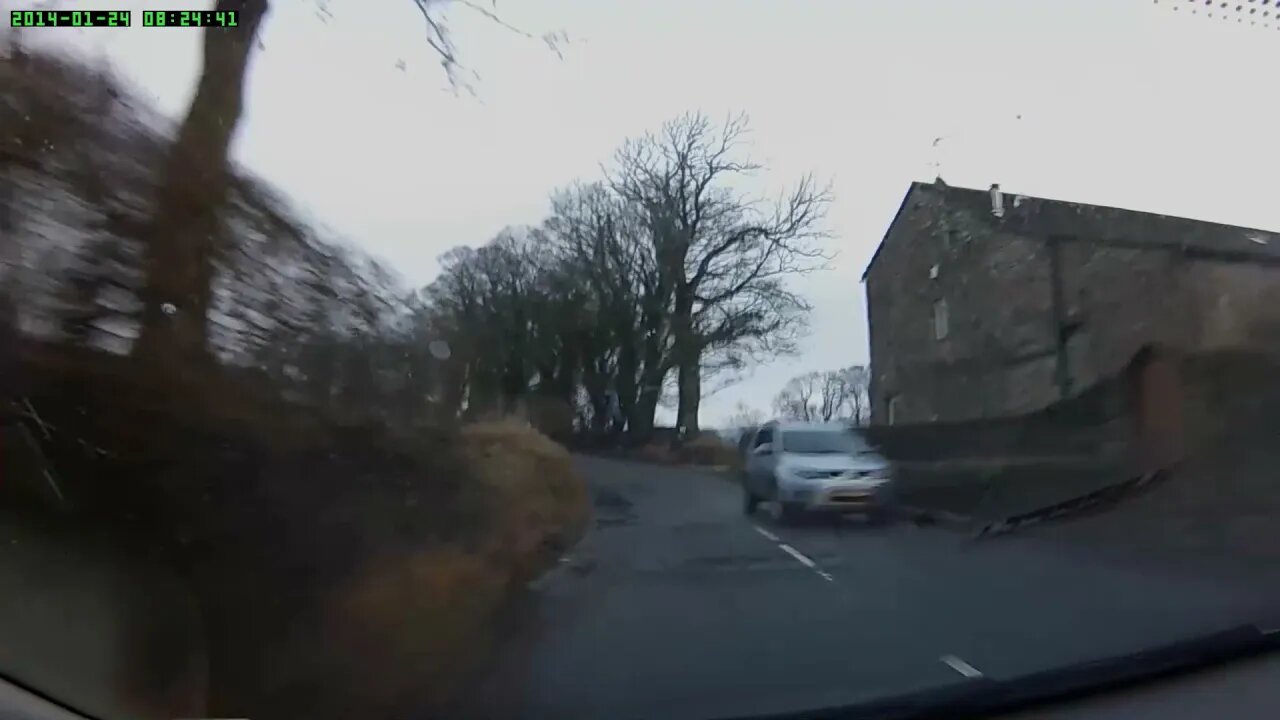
[4,4,1280,720]
[782,430,871,455]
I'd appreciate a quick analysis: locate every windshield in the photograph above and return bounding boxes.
[781,430,872,455]
[4,3,1280,720]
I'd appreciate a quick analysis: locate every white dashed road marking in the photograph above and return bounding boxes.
[752,525,781,543]
[778,543,818,570]
[940,654,984,678]
[752,525,834,582]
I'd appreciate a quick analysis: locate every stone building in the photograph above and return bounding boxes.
[863,180,1280,425]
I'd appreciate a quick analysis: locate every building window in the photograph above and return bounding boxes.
[887,395,901,425]
[932,299,949,340]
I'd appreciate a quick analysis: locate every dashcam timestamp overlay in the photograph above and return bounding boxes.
[10,9,241,28]
[10,10,131,27]
[143,10,240,27]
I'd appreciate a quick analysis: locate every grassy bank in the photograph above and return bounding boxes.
[3,47,591,720]
[297,420,589,719]
[3,344,589,720]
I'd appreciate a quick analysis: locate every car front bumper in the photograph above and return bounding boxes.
[779,479,896,513]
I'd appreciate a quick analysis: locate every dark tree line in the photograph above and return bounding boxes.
[66,0,557,382]
[4,35,830,444]
[76,0,828,440]
[423,112,831,439]
[2,50,438,431]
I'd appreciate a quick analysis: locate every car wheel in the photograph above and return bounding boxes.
[770,499,804,525]
[743,487,759,515]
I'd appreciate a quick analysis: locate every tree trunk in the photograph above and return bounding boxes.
[0,151,13,239]
[671,282,700,437]
[676,355,701,437]
[131,0,270,371]
[553,331,579,402]
[438,354,468,420]
[462,359,500,418]
[615,336,639,431]
[579,352,609,434]
[0,36,20,240]
[629,387,660,444]
[628,322,669,444]
[501,358,526,415]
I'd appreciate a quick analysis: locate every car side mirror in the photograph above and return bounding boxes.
[753,443,773,456]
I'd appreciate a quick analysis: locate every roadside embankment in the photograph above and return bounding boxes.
[3,341,589,720]
[885,347,1280,572]
[1027,351,1280,582]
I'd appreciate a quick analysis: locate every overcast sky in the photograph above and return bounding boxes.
[26,0,1280,425]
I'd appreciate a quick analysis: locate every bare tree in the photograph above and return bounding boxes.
[834,365,870,426]
[131,0,560,378]
[542,182,672,438]
[0,27,20,238]
[725,401,765,430]
[773,372,821,421]
[608,112,831,436]
[425,229,550,415]
[773,365,869,424]
[131,0,270,373]
[424,181,673,441]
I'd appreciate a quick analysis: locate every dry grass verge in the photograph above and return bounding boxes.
[316,419,588,718]
[6,341,589,719]
[630,433,740,470]
[460,419,590,579]
[4,48,590,720]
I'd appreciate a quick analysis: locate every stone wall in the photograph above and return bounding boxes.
[1190,260,1280,352]
[867,184,1060,424]
[864,363,1131,464]
[1181,350,1280,451]
[866,182,1280,425]
[882,349,1280,522]
[867,362,1135,522]
[1058,243,1200,387]
[865,192,937,423]
[869,346,1280,470]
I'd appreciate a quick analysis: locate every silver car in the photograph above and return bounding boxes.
[741,421,897,524]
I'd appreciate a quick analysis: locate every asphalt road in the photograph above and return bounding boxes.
[463,456,1280,720]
